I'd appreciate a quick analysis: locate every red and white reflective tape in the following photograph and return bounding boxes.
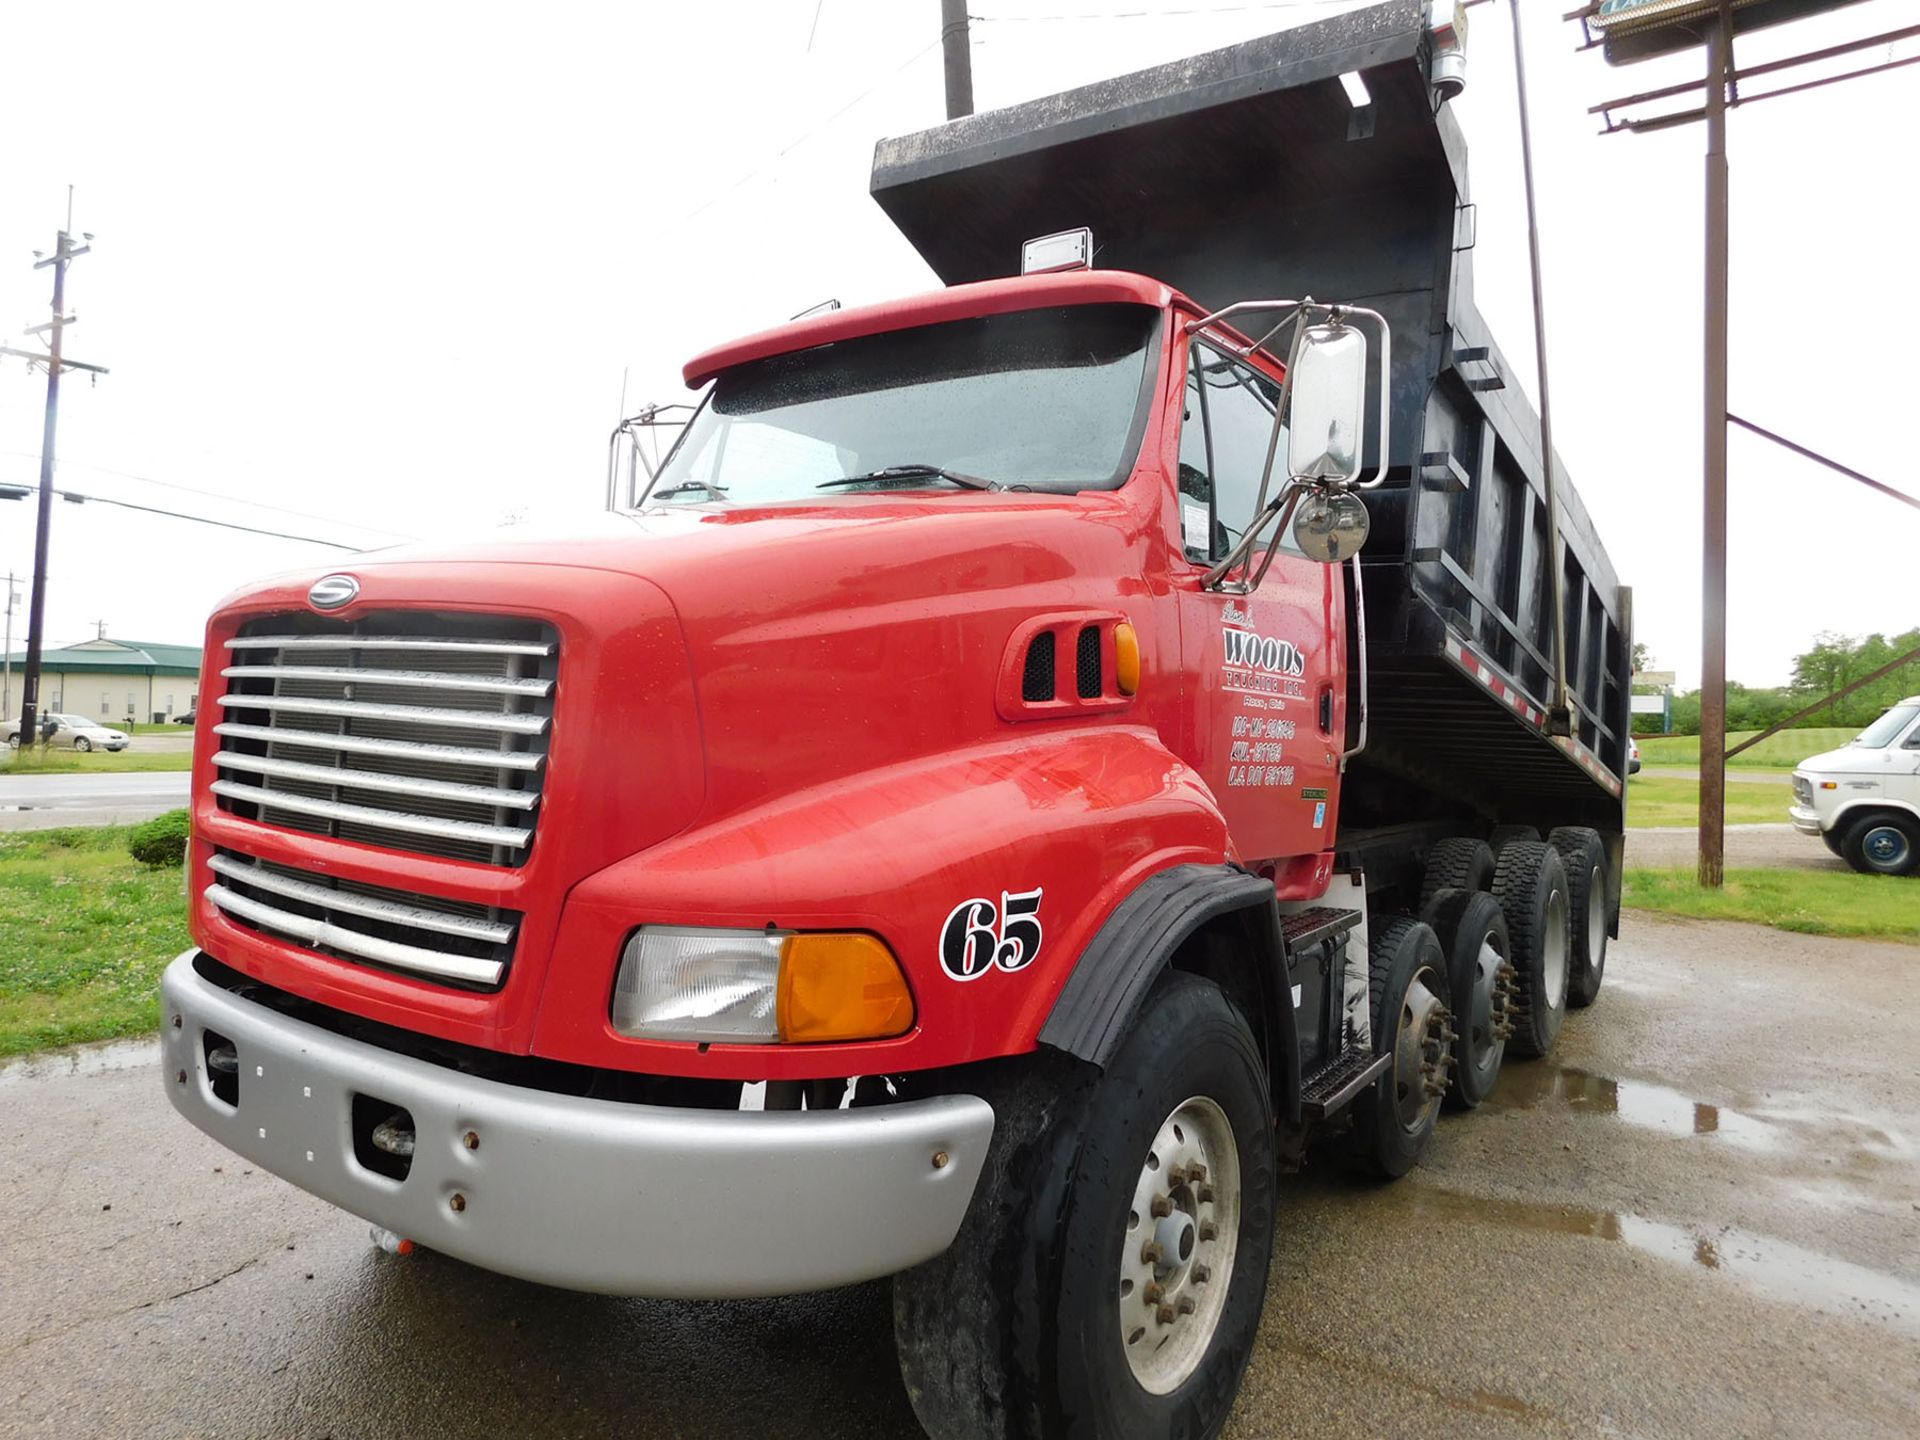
[1441,638,1625,798]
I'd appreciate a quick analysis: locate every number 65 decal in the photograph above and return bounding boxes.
[939,888,1044,982]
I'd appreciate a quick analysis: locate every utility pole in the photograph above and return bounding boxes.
[941,0,974,119]
[2,573,19,718]
[1698,5,1731,888]
[0,210,110,748]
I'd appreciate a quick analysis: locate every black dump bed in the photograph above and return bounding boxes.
[871,0,1630,838]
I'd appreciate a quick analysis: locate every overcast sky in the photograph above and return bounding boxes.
[1,0,1914,689]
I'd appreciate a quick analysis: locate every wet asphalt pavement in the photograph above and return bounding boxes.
[0,771,189,831]
[3,913,1916,1439]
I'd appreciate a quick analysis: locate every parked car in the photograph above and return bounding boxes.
[3,713,131,752]
[1629,737,1641,774]
[172,709,197,725]
[1791,697,1920,875]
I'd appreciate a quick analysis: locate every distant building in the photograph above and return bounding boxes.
[1,637,203,723]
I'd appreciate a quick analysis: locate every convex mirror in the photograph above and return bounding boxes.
[1292,488,1370,563]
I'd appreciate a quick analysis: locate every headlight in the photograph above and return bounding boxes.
[611,926,914,1045]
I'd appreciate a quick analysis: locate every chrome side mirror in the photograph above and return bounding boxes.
[1292,488,1370,563]
[1286,323,1367,484]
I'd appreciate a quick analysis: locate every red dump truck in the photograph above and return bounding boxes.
[161,3,1631,1435]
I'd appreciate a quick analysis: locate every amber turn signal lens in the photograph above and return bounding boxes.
[1114,621,1141,695]
[777,934,915,1044]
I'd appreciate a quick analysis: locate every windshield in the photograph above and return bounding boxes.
[1853,704,1919,748]
[644,303,1162,505]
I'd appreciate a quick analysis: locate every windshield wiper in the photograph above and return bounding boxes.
[647,480,730,501]
[816,464,997,492]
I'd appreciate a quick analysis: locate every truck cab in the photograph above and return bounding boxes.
[1790,697,1920,875]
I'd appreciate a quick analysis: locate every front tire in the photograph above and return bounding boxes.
[1842,813,1920,877]
[74,736,92,753]
[894,972,1275,1440]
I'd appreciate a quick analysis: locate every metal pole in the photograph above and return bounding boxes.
[16,233,74,748]
[3,572,15,718]
[1699,7,1731,888]
[1509,0,1573,735]
[940,0,974,119]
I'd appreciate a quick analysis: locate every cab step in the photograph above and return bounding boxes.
[1299,1046,1391,1121]
[1278,905,1362,957]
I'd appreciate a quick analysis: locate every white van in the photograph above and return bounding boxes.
[1790,698,1920,875]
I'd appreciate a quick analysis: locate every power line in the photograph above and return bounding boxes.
[681,36,945,223]
[0,450,418,540]
[24,487,366,550]
[975,1,1361,21]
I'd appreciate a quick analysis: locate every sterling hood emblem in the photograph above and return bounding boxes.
[308,574,360,610]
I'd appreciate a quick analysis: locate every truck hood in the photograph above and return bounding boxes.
[270,499,1116,590]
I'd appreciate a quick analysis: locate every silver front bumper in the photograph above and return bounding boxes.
[1789,804,1823,837]
[161,951,994,1298]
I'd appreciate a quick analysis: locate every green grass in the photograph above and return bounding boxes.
[2,747,192,774]
[0,825,189,1058]
[1623,866,1920,945]
[128,722,192,735]
[1637,727,1855,769]
[1626,774,1785,828]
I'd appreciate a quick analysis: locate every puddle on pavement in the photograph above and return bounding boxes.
[1486,1063,1777,1149]
[1393,1185,1920,1337]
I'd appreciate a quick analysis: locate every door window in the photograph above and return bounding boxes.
[1179,343,1305,564]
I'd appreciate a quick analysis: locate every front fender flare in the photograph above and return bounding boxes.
[1037,863,1300,1123]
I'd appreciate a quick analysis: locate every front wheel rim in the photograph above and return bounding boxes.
[1863,826,1910,869]
[1118,1095,1241,1395]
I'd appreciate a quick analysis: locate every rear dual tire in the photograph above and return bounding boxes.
[1547,827,1610,1009]
[1353,917,1451,1178]
[1491,840,1570,1060]
[1419,889,1511,1109]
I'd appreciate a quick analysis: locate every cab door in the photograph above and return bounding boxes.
[1172,338,1344,866]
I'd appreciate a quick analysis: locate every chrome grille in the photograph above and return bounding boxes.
[213,614,556,866]
[206,850,517,988]
[1792,774,1813,807]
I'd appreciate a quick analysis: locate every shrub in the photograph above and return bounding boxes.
[128,808,191,868]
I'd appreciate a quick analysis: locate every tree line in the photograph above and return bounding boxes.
[1634,628,1920,736]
